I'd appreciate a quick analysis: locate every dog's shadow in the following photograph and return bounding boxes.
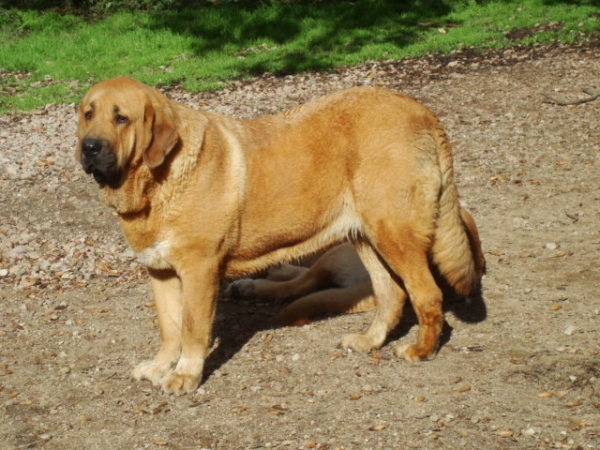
[202,288,487,382]
[386,287,487,349]
[203,295,278,382]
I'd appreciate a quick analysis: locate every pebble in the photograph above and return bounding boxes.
[564,325,579,336]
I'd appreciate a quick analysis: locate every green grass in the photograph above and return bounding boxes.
[1,0,599,113]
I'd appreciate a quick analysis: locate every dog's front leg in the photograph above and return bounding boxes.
[132,269,182,386]
[160,259,219,396]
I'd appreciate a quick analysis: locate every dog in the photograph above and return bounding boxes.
[77,76,484,395]
[227,207,485,326]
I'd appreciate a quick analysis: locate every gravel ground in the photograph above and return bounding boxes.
[1,42,600,449]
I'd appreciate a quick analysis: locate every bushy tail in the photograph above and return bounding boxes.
[277,283,374,326]
[430,124,485,297]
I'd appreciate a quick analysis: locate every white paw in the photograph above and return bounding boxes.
[132,360,173,386]
[159,358,204,396]
[339,333,378,353]
[160,371,201,396]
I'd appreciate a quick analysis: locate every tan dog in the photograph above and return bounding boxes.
[77,77,484,395]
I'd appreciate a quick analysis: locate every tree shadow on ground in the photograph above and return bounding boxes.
[147,0,457,75]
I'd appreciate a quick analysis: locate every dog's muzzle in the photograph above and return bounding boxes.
[80,137,120,188]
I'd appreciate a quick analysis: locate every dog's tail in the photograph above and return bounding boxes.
[277,283,374,326]
[430,124,485,297]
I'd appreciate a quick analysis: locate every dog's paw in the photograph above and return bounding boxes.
[339,333,378,353]
[160,371,201,396]
[159,357,203,396]
[225,279,256,299]
[132,360,172,386]
[394,344,436,362]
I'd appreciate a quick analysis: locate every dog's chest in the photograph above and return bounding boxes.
[136,241,173,270]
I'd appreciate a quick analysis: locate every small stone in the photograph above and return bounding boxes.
[564,325,578,336]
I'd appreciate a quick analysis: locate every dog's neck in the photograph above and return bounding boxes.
[101,106,205,214]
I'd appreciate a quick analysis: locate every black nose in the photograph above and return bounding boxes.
[82,138,103,158]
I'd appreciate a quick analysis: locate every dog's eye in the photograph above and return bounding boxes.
[116,115,129,125]
[84,110,92,122]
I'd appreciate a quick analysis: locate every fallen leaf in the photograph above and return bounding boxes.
[467,345,485,352]
[329,353,343,361]
[497,429,514,437]
[539,391,555,398]
[368,424,389,431]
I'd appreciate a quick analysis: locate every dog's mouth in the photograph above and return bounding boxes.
[82,159,120,189]
[79,136,122,188]
[91,168,108,185]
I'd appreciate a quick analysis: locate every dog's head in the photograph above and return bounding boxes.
[76,77,180,189]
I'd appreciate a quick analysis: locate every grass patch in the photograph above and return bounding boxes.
[1,0,599,113]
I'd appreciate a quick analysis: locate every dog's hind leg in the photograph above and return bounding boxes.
[340,241,407,353]
[266,264,308,282]
[278,281,374,326]
[375,228,443,361]
[226,264,329,302]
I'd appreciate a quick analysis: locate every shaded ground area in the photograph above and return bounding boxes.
[1,43,599,449]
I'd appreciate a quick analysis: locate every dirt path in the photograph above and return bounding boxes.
[1,46,599,449]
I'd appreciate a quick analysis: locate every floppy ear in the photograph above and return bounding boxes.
[142,100,180,169]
